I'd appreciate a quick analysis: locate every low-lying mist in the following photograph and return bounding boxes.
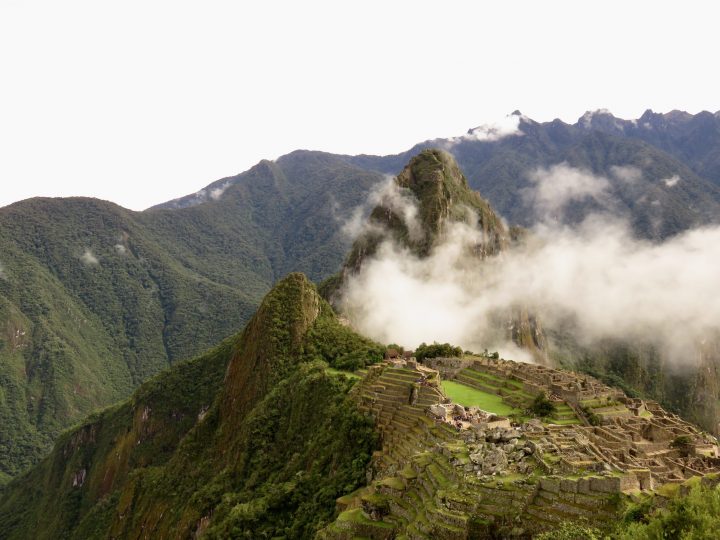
[338,164,720,364]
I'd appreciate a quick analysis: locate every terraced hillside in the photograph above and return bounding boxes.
[448,366,580,425]
[3,272,720,538]
[321,356,720,539]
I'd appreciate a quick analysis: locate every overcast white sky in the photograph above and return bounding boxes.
[1,1,718,210]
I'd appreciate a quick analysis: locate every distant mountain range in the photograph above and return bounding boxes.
[162,109,720,239]
[2,108,720,486]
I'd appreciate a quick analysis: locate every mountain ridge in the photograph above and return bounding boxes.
[4,108,720,486]
[0,155,383,484]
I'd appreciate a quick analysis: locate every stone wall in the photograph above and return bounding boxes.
[422,357,473,378]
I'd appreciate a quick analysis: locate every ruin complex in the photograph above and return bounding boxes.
[321,355,720,539]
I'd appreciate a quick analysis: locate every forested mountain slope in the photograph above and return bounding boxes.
[0,154,382,484]
[0,273,382,539]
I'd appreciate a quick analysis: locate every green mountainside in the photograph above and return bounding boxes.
[0,274,382,538]
[0,154,383,484]
[0,198,255,484]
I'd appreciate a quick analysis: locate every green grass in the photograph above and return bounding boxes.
[325,367,361,380]
[546,418,582,425]
[379,476,406,490]
[441,381,520,416]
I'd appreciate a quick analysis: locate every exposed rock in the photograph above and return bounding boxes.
[481,448,508,475]
[71,468,86,488]
[429,404,448,419]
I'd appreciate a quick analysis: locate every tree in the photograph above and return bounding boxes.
[529,393,556,418]
[414,342,463,361]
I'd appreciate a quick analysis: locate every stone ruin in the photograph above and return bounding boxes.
[323,356,720,539]
[425,355,720,490]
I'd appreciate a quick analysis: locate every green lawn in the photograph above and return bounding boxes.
[441,381,519,416]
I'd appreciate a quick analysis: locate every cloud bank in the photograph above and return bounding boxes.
[339,165,720,365]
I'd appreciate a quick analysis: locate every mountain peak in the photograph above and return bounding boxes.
[220,272,321,421]
[373,149,506,257]
[577,109,631,133]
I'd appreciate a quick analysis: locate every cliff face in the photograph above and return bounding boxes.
[690,339,720,434]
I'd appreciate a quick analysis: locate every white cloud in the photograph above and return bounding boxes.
[465,113,524,142]
[610,165,643,183]
[80,249,99,266]
[340,217,720,365]
[339,164,720,365]
[209,182,231,200]
[114,244,127,255]
[442,114,524,149]
[341,176,423,242]
[522,164,610,219]
[663,175,681,187]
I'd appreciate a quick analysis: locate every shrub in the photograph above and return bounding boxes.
[529,393,556,418]
[535,520,602,539]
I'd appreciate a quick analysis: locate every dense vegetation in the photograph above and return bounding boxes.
[616,480,720,539]
[538,478,720,539]
[414,342,464,362]
[0,154,383,484]
[528,392,557,418]
[0,273,381,539]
